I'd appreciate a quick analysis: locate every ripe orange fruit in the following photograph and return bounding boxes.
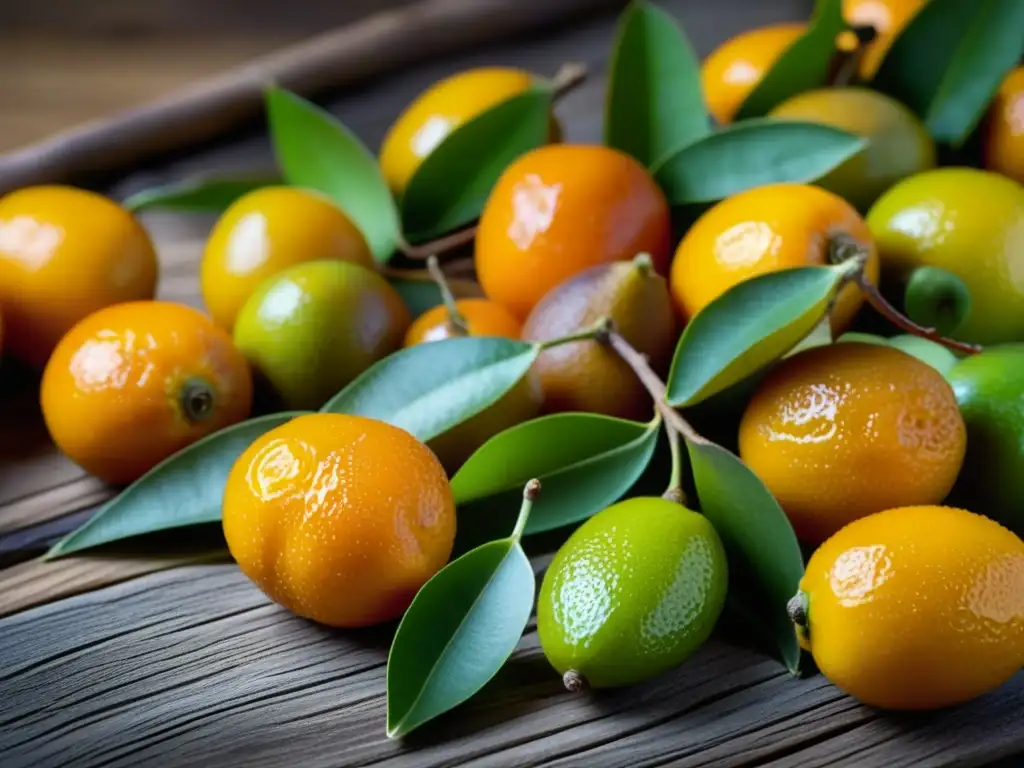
[201,186,374,332]
[739,342,966,544]
[475,144,672,320]
[700,23,806,125]
[983,67,1024,186]
[796,505,1024,711]
[403,298,522,346]
[41,300,253,486]
[0,185,158,369]
[843,0,928,79]
[222,413,456,628]
[669,183,880,334]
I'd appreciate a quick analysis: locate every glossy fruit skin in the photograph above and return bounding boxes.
[670,183,880,334]
[948,345,1024,535]
[233,260,409,411]
[700,23,806,125]
[475,144,672,320]
[201,186,374,332]
[983,67,1024,186]
[222,413,456,628]
[843,0,928,78]
[0,185,158,369]
[798,505,1024,710]
[537,497,728,689]
[403,298,522,346]
[768,87,936,211]
[739,342,966,544]
[523,258,677,420]
[866,168,1024,345]
[41,300,253,486]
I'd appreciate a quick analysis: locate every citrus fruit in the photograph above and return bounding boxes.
[201,186,374,332]
[948,345,1024,535]
[866,167,1024,345]
[669,183,880,334]
[523,253,677,420]
[233,259,409,411]
[403,298,522,346]
[983,67,1024,186]
[700,23,806,125]
[41,300,252,486]
[380,67,558,196]
[794,504,1024,710]
[0,185,158,369]
[843,0,928,79]
[537,496,728,689]
[474,144,672,320]
[768,87,936,211]
[739,342,966,544]
[222,412,456,628]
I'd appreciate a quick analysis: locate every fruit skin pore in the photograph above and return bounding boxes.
[983,67,1024,186]
[475,144,672,321]
[222,413,456,629]
[40,300,253,486]
[798,504,1024,711]
[670,183,880,335]
[739,342,966,545]
[537,497,728,689]
[0,185,158,369]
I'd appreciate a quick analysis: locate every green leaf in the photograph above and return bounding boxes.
[320,337,538,443]
[451,413,660,552]
[44,412,306,559]
[653,119,866,206]
[686,438,804,673]
[605,0,710,168]
[666,265,852,407]
[122,176,275,213]
[400,87,552,243]
[734,0,846,120]
[265,87,400,262]
[386,538,534,738]
[387,275,484,318]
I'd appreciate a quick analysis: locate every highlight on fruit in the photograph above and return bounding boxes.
[7,0,1024,744]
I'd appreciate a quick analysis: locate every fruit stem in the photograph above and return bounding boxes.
[562,669,588,693]
[550,62,588,100]
[787,591,809,630]
[426,255,470,335]
[179,378,215,423]
[512,479,542,541]
[537,317,614,351]
[399,226,479,261]
[827,24,878,87]
[631,252,654,277]
[661,421,688,507]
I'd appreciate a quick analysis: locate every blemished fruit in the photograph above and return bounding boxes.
[948,345,1024,535]
[41,301,253,486]
[403,298,522,346]
[0,185,158,369]
[866,167,1024,345]
[670,183,880,334]
[380,67,560,196]
[474,144,672,320]
[201,186,374,332]
[222,412,456,628]
[842,0,928,78]
[768,87,936,211]
[983,67,1024,186]
[739,342,966,544]
[537,497,728,689]
[523,254,677,421]
[700,23,806,125]
[234,259,409,411]
[794,504,1024,711]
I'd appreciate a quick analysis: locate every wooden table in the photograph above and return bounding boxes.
[1,2,1022,765]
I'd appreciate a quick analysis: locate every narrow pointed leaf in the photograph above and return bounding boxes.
[44,412,306,559]
[605,0,709,168]
[320,337,539,443]
[401,87,552,243]
[654,120,866,206]
[122,176,276,213]
[667,265,851,407]
[686,438,803,673]
[451,413,661,552]
[388,275,484,319]
[386,537,535,738]
[735,0,846,120]
[265,87,400,262]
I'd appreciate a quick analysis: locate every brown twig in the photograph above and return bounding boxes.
[426,255,470,335]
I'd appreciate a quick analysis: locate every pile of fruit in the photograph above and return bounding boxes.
[2,0,1023,740]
